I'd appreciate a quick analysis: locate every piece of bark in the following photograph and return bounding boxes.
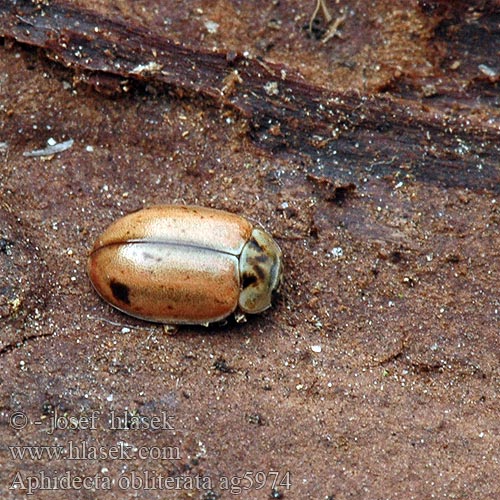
[0,0,498,192]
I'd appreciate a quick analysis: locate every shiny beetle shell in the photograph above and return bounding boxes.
[87,205,283,325]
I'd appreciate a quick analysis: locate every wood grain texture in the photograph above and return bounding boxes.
[1,0,499,191]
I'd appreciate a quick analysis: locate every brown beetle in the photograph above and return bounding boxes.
[88,205,283,325]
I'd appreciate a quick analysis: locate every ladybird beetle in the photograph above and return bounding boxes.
[87,205,283,325]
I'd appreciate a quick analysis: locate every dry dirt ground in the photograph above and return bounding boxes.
[0,1,499,499]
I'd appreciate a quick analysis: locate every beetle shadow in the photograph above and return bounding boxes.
[168,308,282,339]
[89,296,282,339]
[173,316,257,338]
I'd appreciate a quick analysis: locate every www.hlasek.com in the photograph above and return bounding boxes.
[9,440,181,461]
[10,470,292,495]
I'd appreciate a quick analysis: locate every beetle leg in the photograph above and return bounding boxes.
[234,311,247,323]
[163,324,178,335]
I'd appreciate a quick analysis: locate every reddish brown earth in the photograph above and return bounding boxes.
[0,1,499,499]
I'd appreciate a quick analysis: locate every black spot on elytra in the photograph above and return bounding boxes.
[110,280,130,305]
[242,273,258,289]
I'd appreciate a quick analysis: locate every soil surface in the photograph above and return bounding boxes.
[0,1,499,499]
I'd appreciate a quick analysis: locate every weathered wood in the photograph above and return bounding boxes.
[1,0,498,191]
